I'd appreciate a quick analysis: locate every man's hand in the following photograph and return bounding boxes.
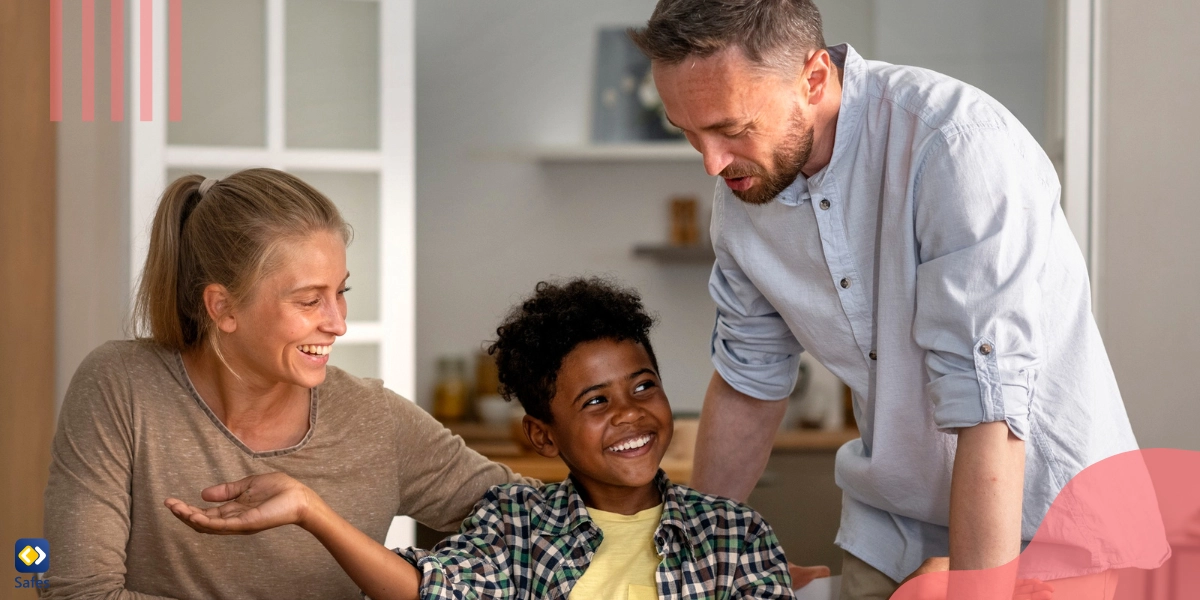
[897,556,1054,600]
[900,556,949,585]
[788,563,831,589]
[165,472,320,535]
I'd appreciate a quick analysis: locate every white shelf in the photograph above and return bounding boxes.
[501,143,701,163]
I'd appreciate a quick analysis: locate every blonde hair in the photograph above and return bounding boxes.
[134,168,352,352]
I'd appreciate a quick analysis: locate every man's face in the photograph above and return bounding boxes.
[653,46,814,205]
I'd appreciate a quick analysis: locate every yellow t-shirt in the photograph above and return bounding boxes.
[569,504,664,600]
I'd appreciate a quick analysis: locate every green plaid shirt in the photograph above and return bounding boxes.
[398,471,792,599]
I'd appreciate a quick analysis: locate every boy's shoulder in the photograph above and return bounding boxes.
[663,482,775,543]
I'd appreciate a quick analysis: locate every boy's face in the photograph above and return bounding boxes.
[524,338,674,507]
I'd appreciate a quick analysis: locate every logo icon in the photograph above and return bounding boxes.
[14,539,49,574]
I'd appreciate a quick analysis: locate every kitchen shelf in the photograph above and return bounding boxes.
[632,243,715,263]
[519,143,700,163]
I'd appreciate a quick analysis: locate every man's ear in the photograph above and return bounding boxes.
[522,414,559,459]
[801,48,833,104]
[202,283,238,334]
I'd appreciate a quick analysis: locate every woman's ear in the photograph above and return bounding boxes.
[522,414,559,459]
[202,284,237,334]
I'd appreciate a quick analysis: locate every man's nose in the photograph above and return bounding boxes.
[702,144,734,177]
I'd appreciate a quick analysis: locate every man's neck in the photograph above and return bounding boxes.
[801,62,844,178]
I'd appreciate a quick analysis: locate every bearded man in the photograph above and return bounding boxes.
[631,1,1161,598]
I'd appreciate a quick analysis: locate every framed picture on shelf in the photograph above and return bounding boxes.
[590,27,685,143]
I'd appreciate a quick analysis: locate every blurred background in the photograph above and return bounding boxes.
[2,0,1197,594]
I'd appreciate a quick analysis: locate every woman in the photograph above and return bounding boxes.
[41,169,522,599]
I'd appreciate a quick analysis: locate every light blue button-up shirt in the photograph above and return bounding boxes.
[709,44,1145,582]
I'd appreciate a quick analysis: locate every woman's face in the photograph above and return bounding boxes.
[221,230,349,390]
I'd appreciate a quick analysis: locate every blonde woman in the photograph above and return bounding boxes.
[42,169,522,599]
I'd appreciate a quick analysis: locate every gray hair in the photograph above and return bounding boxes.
[628,0,826,74]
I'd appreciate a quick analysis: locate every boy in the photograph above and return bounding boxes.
[166,278,793,599]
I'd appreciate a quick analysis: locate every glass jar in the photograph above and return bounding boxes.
[432,356,469,422]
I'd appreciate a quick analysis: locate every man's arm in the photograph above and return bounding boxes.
[691,371,787,502]
[949,421,1025,570]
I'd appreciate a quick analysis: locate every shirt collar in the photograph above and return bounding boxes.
[772,43,866,206]
[530,470,707,551]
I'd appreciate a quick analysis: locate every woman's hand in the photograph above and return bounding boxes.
[164,472,321,535]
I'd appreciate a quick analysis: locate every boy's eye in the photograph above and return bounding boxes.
[584,396,607,407]
[634,380,656,393]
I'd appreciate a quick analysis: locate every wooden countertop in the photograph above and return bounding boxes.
[447,421,858,483]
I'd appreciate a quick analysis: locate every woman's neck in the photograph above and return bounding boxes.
[181,345,311,451]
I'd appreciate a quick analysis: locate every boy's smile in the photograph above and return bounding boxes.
[523,338,674,514]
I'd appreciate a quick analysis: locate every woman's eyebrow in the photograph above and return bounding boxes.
[286,273,351,295]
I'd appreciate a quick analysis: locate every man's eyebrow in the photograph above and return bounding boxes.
[664,114,743,133]
[573,381,611,405]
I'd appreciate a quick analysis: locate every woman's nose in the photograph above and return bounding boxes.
[321,297,347,336]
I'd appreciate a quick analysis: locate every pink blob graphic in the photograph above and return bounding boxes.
[892,449,1199,599]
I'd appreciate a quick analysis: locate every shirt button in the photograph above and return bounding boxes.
[839,278,851,289]
[979,343,993,356]
[819,199,831,210]
[869,351,877,360]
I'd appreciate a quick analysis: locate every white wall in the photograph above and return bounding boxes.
[56,0,129,410]
[413,1,716,411]
[1098,0,1200,451]
[872,1,1048,143]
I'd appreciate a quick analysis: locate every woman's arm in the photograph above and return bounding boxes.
[42,344,178,600]
[384,389,534,531]
[166,473,421,600]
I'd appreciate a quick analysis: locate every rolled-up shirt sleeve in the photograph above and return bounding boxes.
[912,127,1054,440]
[709,197,805,401]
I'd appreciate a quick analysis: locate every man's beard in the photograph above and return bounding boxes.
[722,110,813,206]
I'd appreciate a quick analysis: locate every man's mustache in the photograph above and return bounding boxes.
[719,163,765,179]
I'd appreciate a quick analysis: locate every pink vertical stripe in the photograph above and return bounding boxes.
[111,0,124,121]
[50,0,62,121]
[169,0,181,121]
[139,0,152,121]
[82,0,94,121]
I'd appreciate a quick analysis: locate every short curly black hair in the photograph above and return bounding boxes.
[487,277,659,423]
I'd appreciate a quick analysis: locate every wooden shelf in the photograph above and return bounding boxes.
[632,243,716,263]
[516,143,700,163]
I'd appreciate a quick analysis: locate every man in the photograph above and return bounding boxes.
[631,1,1161,598]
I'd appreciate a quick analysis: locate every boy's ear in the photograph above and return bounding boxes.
[522,415,559,459]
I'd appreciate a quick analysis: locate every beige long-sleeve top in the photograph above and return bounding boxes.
[42,340,522,599]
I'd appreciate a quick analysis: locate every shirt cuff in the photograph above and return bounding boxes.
[711,333,800,401]
[928,338,1032,440]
